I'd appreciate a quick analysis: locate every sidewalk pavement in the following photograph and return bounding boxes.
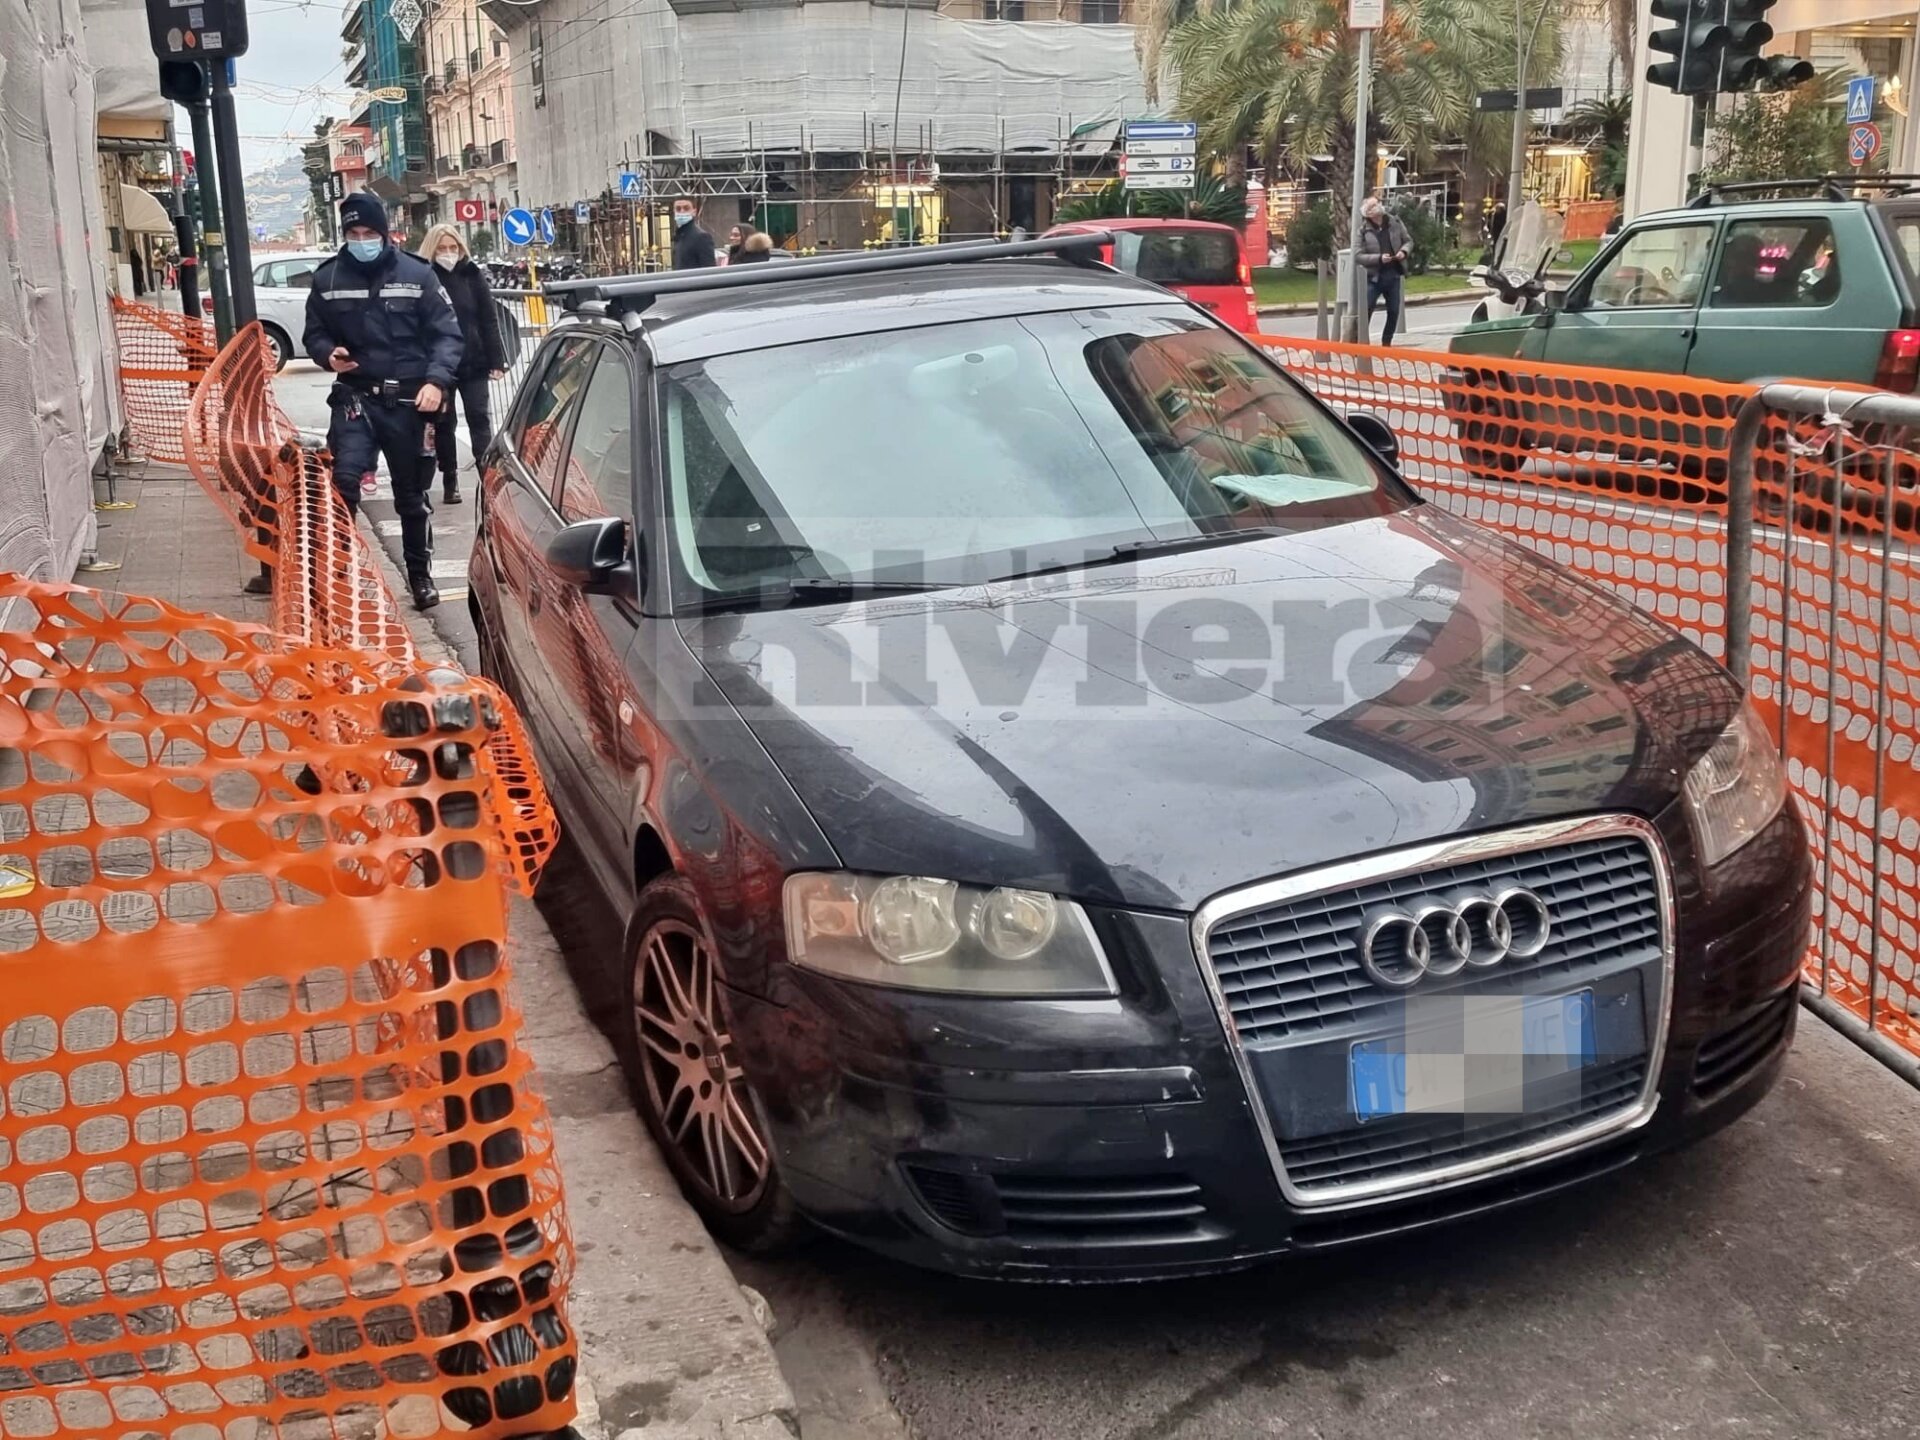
[86,462,801,1440]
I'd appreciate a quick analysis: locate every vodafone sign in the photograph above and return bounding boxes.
[453,199,486,224]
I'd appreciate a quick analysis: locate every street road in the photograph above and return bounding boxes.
[736,1017,1920,1440]
[1258,296,1485,349]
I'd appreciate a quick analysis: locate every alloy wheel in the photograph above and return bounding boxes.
[631,919,770,1211]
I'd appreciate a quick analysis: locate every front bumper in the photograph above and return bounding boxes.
[723,805,1811,1280]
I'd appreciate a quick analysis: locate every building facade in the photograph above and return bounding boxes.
[424,0,518,248]
[342,0,431,236]
[480,0,1149,264]
[1626,0,1919,220]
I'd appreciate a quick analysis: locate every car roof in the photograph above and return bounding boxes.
[624,258,1181,364]
[1048,217,1241,236]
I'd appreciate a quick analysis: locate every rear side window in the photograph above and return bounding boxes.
[1889,214,1920,285]
[1113,229,1239,286]
[1710,218,1841,308]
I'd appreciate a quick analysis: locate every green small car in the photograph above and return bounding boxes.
[1446,184,1920,489]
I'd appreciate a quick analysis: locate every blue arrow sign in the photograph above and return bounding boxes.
[537,207,556,245]
[1847,76,1875,125]
[1124,120,1198,141]
[501,207,534,246]
[618,171,646,198]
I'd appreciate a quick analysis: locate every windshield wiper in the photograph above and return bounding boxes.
[998,527,1289,584]
[679,576,947,616]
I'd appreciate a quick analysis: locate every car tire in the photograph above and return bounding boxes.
[620,873,804,1254]
[260,323,291,374]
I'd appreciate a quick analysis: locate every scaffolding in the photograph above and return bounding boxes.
[556,114,1123,274]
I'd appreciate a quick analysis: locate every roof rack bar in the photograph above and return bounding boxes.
[546,232,1114,308]
[1687,174,1920,207]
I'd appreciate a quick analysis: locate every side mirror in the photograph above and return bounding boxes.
[1346,410,1400,468]
[1543,287,1569,312]
[546,516,634,595]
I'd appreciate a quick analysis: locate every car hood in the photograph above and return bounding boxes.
[681,506,1737,912]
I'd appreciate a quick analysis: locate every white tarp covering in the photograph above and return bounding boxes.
[0,0,116,582]
[506,3,1147,204]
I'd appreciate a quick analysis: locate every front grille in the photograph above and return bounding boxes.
[1278,1056,1647,1191]
[903,1166,1217,1246]
[1693,994,1794,1095]
[1206,833,1661,1045]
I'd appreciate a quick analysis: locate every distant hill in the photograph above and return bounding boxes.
[241,155,311,241]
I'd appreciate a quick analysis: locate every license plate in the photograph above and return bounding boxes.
[1349,991,1596,1121]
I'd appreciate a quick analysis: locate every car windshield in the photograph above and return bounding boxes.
[657,310,1406,607]
[1113,229,1240,286]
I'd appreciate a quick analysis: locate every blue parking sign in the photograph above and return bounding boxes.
[1847,76,1875,125]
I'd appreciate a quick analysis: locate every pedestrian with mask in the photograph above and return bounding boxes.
[672,198,716,270]
[418,223,506,507]
[302,192,464,610]
[1356,196,1412,346]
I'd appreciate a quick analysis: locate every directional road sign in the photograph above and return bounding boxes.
[1124,120,1198,142]
[1847,76,1876,126]
[1127,155,1197,174]
[537,207,556,244]
[1850,121,1883,168]
[1124,172,1197,192]
[618,172,646,198]
[1126,139,1195,157]
[501,207,535,247]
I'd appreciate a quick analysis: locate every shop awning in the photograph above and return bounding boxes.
[120,184,174,234]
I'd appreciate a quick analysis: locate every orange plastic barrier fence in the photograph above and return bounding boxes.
[1258,335,1750,658]
[0,576,575,1439]
[181,324,419,666]
[1265,334,1920,1064]
[112,298,219,467]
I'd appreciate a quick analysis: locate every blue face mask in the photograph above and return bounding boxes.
[346,237,385,263]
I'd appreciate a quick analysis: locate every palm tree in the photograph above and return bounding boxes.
[1135,0,1235,106]
[1171,0,1540,243]
[1564,92,1631,196]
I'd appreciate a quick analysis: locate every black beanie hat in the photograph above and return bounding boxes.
[339,191,390,239]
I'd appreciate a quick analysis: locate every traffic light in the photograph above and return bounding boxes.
[1750,54,1816,91]
[1646,0,1726,97]
[1718,1,1774,91]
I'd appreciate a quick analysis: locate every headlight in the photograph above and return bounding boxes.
[782,872,1116,997]
[1683,703,1787,868]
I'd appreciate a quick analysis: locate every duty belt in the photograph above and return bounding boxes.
[340,377,428,402]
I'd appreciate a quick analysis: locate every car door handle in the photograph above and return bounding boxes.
[1678,327,1693,338]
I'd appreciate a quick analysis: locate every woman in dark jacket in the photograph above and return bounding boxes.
[421,223,507,505]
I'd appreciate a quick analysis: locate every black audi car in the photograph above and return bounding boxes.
[469,236,1811,1279]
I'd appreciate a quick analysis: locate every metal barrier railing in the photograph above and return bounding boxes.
[1726,383,1920,1084]
[487,292,553,432]
[1264,334,1919,1079]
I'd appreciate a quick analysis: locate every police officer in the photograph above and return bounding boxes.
[302,192,464,609]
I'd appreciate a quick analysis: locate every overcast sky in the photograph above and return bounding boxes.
[224,2,359,173]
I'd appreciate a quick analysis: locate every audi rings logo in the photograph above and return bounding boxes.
[1356,889,1553,990]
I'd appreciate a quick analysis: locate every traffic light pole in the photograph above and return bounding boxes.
[184,81,233,346]
[209,62,256,329]
[1508,0,1552,210]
